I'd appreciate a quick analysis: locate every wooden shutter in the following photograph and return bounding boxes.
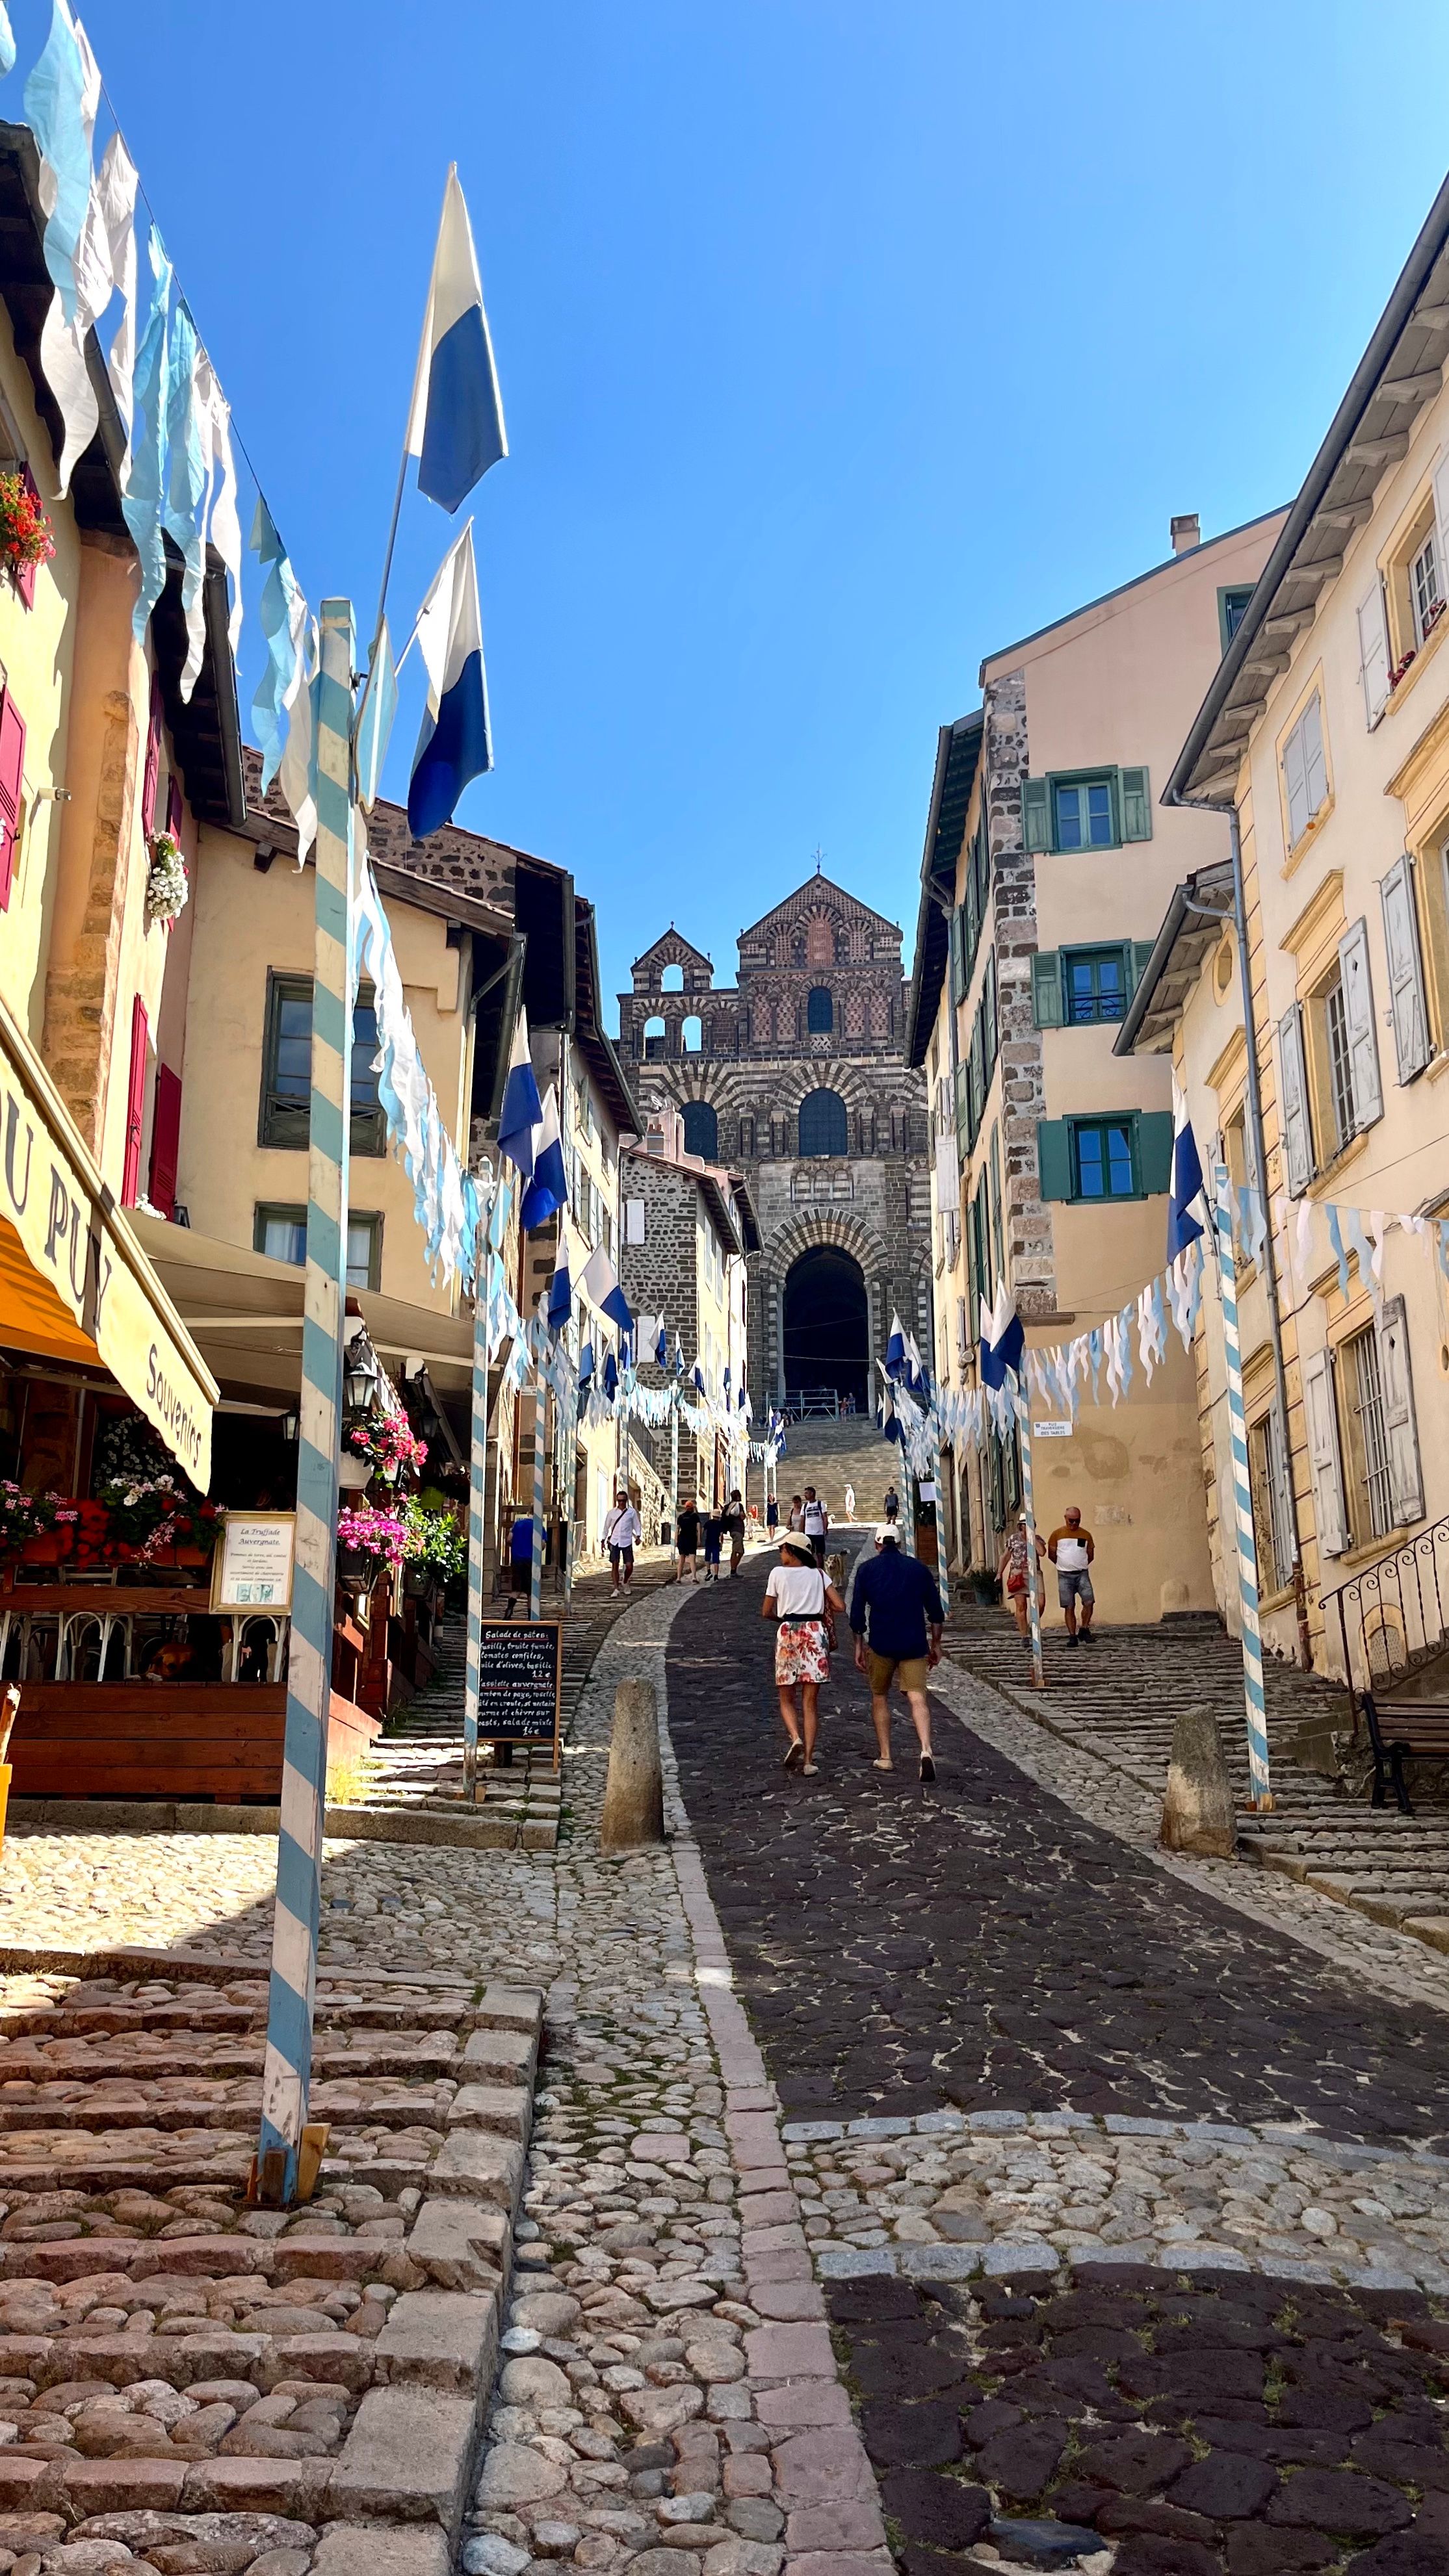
[1337,916,1383,1129]
[122,995,150,1207]
[983,949,998,1072]
[948,905,967,1003]
[1021,777,1050,853]
[1032,951,1062,1028]
[1302,1348,1348,1558]
[165,770,183,838]
[15,468,40,609]
[1357,579,1390,727]
[0,686,25,910]
[968,1013,984,1140]
[148,1064,182,1218]
[1266,1398,1294,1590]
[1130,940,1156,993]
[1119,766,1152,841]
[954,1060,970,1147]
[1434,457,1449,590]
[1136,1110,1174,1194]
[1301,696,1329,820]
[1283,715,1309,846]
[1277,1003,1312,1196]
[1379,854,1431,1083]
[1036,1118,1071,1200]
[1377,1293,1424,1526]
[141,676,163,839]
[989,1127,1003,1287]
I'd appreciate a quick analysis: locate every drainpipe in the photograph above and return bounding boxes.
[1166,786,1312,1670]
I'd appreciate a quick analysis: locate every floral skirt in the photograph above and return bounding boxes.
[775,1619,830,1686]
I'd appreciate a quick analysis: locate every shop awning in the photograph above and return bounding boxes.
[127,1217,477,1408]
[0,996,218,1484]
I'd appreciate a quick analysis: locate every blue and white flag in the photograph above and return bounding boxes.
[980,1283,1025,1393]
[356,619,399,812]
[674,1332,685,1377]
[603,1349,619,1401]
[545,1241,571,1333]
[519,1085,568,1231]
[497,1009,542,1179]
[692,1359,705,1395]
[884,1310,907,1381]
[407,166,507,514]
[408,521,491,838]
[636,1313,668,1368]
[581,1244,633,1341]
[578,1337,595,1389]
[1167,1078,1206,1259]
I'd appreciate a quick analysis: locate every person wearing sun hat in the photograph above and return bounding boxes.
[760,1530,846,1776]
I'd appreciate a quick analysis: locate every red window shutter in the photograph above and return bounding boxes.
[141,675,163,839]
[148,1063,182,1218]
[16,469,40,611]
[165,771,183,838]
[122,995,150,1206]
[0,687,25,912]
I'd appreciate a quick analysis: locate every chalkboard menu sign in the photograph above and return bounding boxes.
[476,1619,562,1761]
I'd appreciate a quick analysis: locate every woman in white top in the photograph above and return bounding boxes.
[761,1533,846,1776]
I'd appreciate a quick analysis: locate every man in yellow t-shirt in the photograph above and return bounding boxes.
[1047,1506,1096,1645]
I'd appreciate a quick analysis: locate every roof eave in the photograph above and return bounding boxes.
[1114,861,1235,1056]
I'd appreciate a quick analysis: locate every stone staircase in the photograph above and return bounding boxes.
[942,1604,1449,1957]
[772,1415,894,1523]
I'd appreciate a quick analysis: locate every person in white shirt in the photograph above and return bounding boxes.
[602,1489,642,1593]
[844,1483,856,1522]
[1047,1505,1096,1644]
[761,1533,846,1775]
[802,1488,829,1568]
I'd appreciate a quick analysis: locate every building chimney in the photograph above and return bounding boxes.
[1171,513,1201,556]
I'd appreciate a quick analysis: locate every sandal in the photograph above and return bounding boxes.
[783,1739,805,1771]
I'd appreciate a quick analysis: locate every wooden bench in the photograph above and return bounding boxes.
[1358,1692,1449,1814]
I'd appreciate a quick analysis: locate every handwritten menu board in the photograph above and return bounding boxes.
[475,1620,562,1758]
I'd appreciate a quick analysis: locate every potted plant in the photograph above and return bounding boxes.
[1,1484,78,1567]
[95,1475,218,1568]
[401,1500,465,1595]
[337,1502,410,1588]
[344,1412,428,1487]
[965,1564,1001,1606]
[0,469,54,600]
[144,831,189,928]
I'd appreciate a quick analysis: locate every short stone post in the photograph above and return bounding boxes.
[1160,1705,1237,1857]
[600,1676,664,1853]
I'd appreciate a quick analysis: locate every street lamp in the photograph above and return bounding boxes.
[345,1330,381,1415]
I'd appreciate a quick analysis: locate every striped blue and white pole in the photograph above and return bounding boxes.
[1015,1378,1045,1690]
[257,599,354,2205]
[1213,1159,1273,1807]
[463,1218,490,1794]
[528,1346,547,1621]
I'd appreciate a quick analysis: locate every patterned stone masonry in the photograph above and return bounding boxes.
[0,1962,543,2573]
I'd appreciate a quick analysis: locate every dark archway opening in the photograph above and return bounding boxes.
[783,1246,869,1410]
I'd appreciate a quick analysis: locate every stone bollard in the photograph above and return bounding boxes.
[1160,1705,1237,1857]
[600,1676,664,1854]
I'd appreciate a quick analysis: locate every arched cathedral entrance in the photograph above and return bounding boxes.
[783,1247,869,1411]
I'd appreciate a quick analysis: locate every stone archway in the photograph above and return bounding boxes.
[783,1246,869,1410]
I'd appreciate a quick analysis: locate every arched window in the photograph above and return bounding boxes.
[798,1087,849,1157]
[661,962,685,991]
[644,1014,666,1061]
[682,1100,718,1160]
[682,1014,703,1053]
[807,985,833,1034]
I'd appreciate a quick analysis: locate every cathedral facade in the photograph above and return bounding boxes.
[618,873,932,1416]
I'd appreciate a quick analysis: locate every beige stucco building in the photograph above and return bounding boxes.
[908,506,1284,1618]
[1125,170,1449,1688]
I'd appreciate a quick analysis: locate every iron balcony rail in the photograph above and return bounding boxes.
[1319,1508,1449,1709]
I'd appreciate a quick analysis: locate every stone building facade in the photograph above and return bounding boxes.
[618,1120,755,1504]
[618,873,932,1415]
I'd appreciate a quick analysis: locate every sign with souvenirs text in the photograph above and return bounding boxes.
[0,1000,216,1483]
[211,1512,297,1611]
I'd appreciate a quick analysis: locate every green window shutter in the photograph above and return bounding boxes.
[954,1060,970,1145]
[969,1014,985,1138]
[1031,951,1062,1027]
[1119,766,1152,842]
[1037,1118,1072,1200]
[1137,1109,1174,1194]
[1130,940,1156,992]
[948,906,967,1003]
[1022,777,1050,853]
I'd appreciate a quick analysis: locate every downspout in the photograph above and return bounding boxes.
[1164,783,1312,1669]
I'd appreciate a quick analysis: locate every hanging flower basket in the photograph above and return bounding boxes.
[0,470,54,593]
[338,1453,372,1493]
[144,831,189,927]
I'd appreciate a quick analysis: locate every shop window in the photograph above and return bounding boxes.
[255,1204,382,1290]
[259,973,384,1153]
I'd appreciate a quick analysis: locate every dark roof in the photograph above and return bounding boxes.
[737,871,901,945]
[574,899,641,1138]
[1113,860,1235,1055]
[0,122,243,828]
[1169,168,1449,806]
[906,710,984,1069]
[236,749,516,938]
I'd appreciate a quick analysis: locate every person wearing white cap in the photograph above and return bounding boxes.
[847,1523,944,1782]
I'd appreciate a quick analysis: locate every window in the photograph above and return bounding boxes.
[624,1198,646,1244]
[1344,1324,1395,1544]
[1281,695,1329,849]
[1064,948,1128,1025]
[1055,777,1115,850]
[1218,585,1255,654]
[1036,1110,1173,1203]
[738,1114,755,1157]
[681,1099,718,1159]
[1302,918,1382,1170]
[642,1014,666,1061]
[797,1088,848,1157]
[260,973,384,1153]
[0,685,26,911]
[1412,527,1444,648]
[681,1014,703,1053]
[1323,972,1355,1154]
[255,1204,382,1291]
[660,962,685,991]
[807,985,833,1033]
[1073,1120,1135,1199]
[1248,1408,1291,1593]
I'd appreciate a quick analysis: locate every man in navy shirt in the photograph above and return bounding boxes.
[848,1526,944,1781]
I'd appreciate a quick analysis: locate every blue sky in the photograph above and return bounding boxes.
[68,0,1449,1020]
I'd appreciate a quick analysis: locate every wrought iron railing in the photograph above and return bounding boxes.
[1319,1510,1449,1707]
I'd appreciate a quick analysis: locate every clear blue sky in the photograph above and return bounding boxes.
[68,0,1449,1024]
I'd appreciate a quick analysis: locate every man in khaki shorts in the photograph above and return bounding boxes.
[848,1525,945,1783]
